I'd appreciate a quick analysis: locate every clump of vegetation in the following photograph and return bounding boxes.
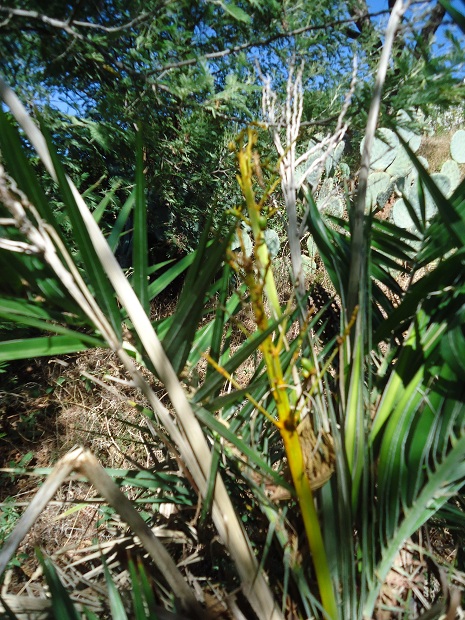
[1,1,465,619]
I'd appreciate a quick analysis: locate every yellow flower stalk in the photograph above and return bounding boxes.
[230,129,337,619]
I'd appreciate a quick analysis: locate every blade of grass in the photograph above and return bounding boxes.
[0,299,104,347]
[147,251,195,300]
[128,559,147,620]
[0,334,105,362]
[137,559,159,616]
[0,108,61,232]
[162,222,234,375]
[37,549,81,620]
[91,180,118,223]
[107,189,135,252]
[39,118,123,339]
[206,262,232,384]
[193,312,289,404]
[439,0,465,35]
[344,317,365,510]
[364,432,465,617]
[103,560,129,620]
[133,132,149,315]
[199,441,221,524]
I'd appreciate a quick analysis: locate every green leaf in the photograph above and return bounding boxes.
[377,382,424,540]
[418,177,465,267]
[0,109,61,233]
[161,221,233,374]
[344,318,364,509]
[439,0,465,35]
[365,431,465,617]
[374,250,465,343]
[0,335,104,362]
[193,404,290,489]
[107,190,135,253]
[137,560,158,616]
[81,609,100,620]
[103,561,128,620]
[440,324,465,378]
[193,312,288,404]
[128,560,146,619]
[0,251,76,313]
[133,132,149,315]
[0,297,102,346]
[91,182,117,223]
[39,117,122,339]
[36,550,80,620]
[185,280,243,370]
[147,251,195,301]
[220,1,252,23]
[302,186,348,303]
[370,226,416,264]
[200,441,221,524]
[398,134,465,246]
[207,263,231,375]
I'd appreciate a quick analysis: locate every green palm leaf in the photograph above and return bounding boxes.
[161,219,234,375]
[38,118,123,339]
[133,132,149,315]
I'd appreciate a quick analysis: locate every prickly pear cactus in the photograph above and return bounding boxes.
[396,126,421,154]
[360,128,399,171]
[264,229,280,258]
[231,229,253,257]
[385,147,414,177]
[318,178,334,201]
[366,172,391,208]
[358,113,423,212]
[441,159,461,191]
[424,173,451,217]
[392,198,414,229]
[296,139,324,188]
[301,253,316,276]
[316,178,344,217]
[339,162,350,179]
[325,141,345,176]
[450,129,465,164]
[307,235,318,259]
[392,173,452,230]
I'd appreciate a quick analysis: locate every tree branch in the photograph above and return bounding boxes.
[0,5,157,34]
[347,0,372,33]
[420,2,446,43]
[154,9,392,75]
[0,4,393,77]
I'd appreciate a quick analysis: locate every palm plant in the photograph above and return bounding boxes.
[1,0,465,618]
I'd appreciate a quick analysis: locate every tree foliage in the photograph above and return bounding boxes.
[0,0,461,256]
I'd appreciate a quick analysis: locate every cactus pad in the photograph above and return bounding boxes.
[366,172,391,208]
[264,229,280,258]
[441,159,461,191]
[361,128,399,171]
[451,129,465,164]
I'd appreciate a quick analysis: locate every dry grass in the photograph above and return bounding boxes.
[0,334,204,616]
[418,132,457,173]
